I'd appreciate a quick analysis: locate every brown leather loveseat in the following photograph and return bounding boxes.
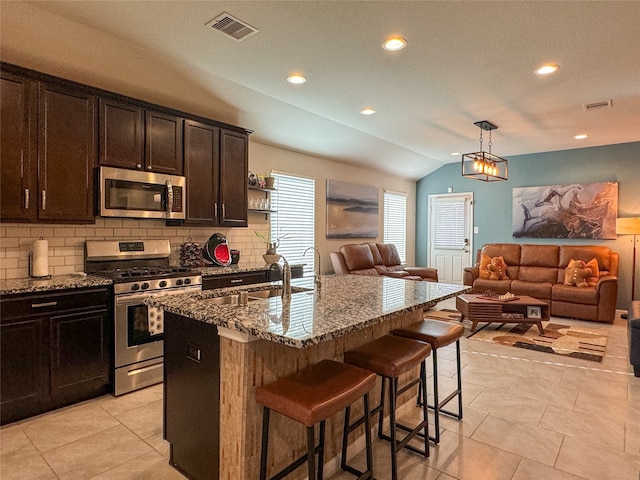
[330,243,438,282]
[463,243,618,322]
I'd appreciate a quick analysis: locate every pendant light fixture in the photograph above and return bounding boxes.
[461,120,508,182]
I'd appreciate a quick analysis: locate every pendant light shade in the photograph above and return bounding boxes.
[462,120,508,181]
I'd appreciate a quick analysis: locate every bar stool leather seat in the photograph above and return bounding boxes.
[343,335,431,480]
[256,359,376,480]
[393,319,464,443]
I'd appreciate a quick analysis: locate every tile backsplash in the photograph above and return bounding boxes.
[0,218,269,280]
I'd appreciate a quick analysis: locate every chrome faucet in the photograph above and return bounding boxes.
[303,247,322,291]
[279,255,291,301]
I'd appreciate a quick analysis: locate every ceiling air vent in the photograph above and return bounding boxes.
[206,12,259,42]
[583,99,613,111]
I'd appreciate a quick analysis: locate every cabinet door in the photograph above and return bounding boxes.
[0,318,47,425]
[145,110,183,175]
[49,307,111,406]
[38,82,96,223]
[0,72,37,222]
[218,129,248,227]
[183,120,219,224]
[99,98,144,170]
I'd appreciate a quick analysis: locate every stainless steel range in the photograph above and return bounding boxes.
[85,240,202,395]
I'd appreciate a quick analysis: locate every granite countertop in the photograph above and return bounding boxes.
[149,275,469,349]
[0,274,113,296]
[198,260,302,277]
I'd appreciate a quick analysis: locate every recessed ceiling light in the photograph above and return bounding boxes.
[451,152,460,156]
[574,133,589,140]
[382,37,407,51]
[535,64,559,75]
[286,74,307,85]
[360,107,377,115]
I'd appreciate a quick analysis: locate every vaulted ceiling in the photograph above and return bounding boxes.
[22,1,640,179]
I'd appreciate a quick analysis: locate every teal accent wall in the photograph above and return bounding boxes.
[416,141,640,309]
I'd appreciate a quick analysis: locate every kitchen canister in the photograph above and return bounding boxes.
[29,237,50,278]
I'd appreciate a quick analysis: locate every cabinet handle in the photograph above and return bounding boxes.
[136,164,142,169]
[230,279,243,284]
[32,301,57,308]
[41,190,46,210]
[222,203,226,219]
[24,189,30,209]
[214,203,218,218]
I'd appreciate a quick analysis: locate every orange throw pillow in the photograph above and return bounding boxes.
[585,257,600,287]
[479,253,492,279]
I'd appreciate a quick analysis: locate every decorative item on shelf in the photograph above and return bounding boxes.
[617,217,640,305]
[179,237,205,267]
[248,171,258,187]
[256,174,266,189]
[265,176,276,189]
[461,120,508,182]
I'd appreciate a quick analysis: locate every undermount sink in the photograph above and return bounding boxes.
[247,286,312,300]
[203,294,240,305]
[247,288,284,300]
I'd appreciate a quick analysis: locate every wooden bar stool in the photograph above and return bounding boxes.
[392,319,464,443]
[255,359,376,480]
[342,335,431,480]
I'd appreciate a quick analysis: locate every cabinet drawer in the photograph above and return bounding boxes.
[1,288,110,322]
[202,271,269,290]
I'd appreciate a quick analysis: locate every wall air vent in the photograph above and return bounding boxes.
[206,12,259,42]
[583,99,613,111]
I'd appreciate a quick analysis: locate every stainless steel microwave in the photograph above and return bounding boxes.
[99,166,186,219]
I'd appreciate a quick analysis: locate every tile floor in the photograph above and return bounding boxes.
[1,300,639,480]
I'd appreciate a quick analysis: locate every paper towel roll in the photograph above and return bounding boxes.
[31,239,49,277]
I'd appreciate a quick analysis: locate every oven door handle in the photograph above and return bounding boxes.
[115,286,201,306]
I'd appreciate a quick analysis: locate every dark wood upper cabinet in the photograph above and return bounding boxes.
[179,122,247,226]
[0,73,38,222]
[1,71,95,224]
[99,98,183,175]
[38,83,96,223]
[219,129,248,227]
[183,120,219,224]
[99,99,144,170]
[146,110,183,175]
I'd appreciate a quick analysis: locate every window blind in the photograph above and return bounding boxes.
[270,173,315,275]
[433,199,466,249]
[383,191,407,262]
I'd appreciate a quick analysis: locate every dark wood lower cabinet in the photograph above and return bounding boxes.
[0,318,47,424]
[0,288,112,425]
[164,312,220,480]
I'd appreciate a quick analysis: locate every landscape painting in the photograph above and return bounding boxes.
[512,181,618,239]
[326,179,378,238]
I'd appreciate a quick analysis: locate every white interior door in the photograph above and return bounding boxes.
[428,193,473,284]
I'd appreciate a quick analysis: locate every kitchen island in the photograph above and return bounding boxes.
[153,275,468,480]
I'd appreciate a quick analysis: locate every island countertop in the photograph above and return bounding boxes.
[151,274,469,348]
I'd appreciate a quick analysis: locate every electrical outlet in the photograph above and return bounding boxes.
[474,227,479,234]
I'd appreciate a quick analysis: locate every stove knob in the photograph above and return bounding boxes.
[141,282,150,290]
[184,278,192,285]
[159,280,167,288]
[176,279,184,286]
[131,284,140,291]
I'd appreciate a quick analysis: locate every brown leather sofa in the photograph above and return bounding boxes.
[330,243,438,282]
[463,243,618,322]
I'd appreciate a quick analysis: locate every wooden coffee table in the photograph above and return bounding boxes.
[456,294,548,334]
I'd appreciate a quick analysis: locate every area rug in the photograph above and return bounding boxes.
[424,309,608,362]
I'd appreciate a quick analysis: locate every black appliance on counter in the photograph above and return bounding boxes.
[85,239,202,395]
